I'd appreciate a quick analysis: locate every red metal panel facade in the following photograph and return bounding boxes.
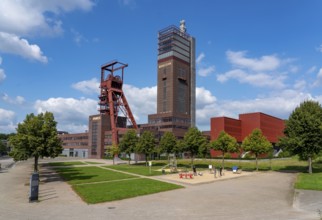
[210,117,242,141]
[239,112,285,143]
[210,112,285,158]
[259,113,285,143]
[239,113,261,141]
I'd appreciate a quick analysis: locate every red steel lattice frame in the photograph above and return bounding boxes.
[99,60,138,145]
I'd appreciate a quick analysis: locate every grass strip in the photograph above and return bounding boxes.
[106,164,164,176]
[295,173,322,191]
[84,161,104,164]
[55,166,136,184]
[48,161,85,166]
[73,178,183,204]
[160,158,309,172]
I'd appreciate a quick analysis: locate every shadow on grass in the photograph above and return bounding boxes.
[51,167,99,183]
[59,172,97,183]
[40,169,63,183]
[131,162,167,167]
[274,164,322,174]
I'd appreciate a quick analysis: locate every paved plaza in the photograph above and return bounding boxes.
[0,158,321,220]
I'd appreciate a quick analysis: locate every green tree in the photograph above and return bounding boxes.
[136,131,155,164]
[9,112,63,172]
[118,129,138,164]
[279,100,322,174]
[198,141,210,159]
[0,141,7,155]
[159,131,177,162]
[183,127,208,166]
[241,128,272,171]
[211,131,239,168]
[174,139,185,158]
[105,144,120,165]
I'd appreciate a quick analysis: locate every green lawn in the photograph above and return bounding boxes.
[54,166,136,184]
[108,157,311,174]
[295,173,322,191]
[48,161,85,166]
[53,166,183,203]
[106,164,164,176]
[73,178,183,204]
[84,161,105,164]
[171,157,309,172]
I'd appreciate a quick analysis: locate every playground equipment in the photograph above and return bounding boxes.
[161,156,178,173]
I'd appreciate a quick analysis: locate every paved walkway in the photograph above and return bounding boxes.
[0,157,15,169]
[0,158,320,220]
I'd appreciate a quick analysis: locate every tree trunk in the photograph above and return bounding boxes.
[34,155,39,172]
[128,153,131,165]
[191,154,194,169]
[222,152,225,168]
[308,157,312,174]
[145,154,148,166]
[255,156,258,171]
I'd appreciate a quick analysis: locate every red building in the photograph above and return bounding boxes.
[210,112,285,158]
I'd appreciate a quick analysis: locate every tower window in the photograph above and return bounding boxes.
[162,68,167,79]
[178,67,186,81]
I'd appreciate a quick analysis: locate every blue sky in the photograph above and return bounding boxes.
[0,0,322,134]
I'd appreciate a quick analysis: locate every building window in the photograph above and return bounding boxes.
[177,81,186,113]
[162,68,167,79]
[178,67,186,81]
[91,121,98,153]
[163,80,167,112]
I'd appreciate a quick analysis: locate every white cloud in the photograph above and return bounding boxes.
[33,79,322,134]
[0,0,95,62]
[34,97,98,133]
[0,108,16,133]
[312,68,322,87]
[289,65,299,73]
[71,29,89,45]
[0,57,6,83]
[195,88,319,131]
[307,66,317,74]
[226,50,280,72]
[0,0,95,36]
[0,32,48,63]
[1,93,25,105]
[123,84,157,122]
[293,80,306,91]
[0,108,15,125]
[71,78,99,94]
[196,53,205,65]
[196,87,216,108]
[198,66,215,77]
[118,0,137,8]
[0,69,6,83]
[217,69,286,89]
[317,44,322,53]
[71,76,157,123]
[34,84,157,132]
[196,52,215,77]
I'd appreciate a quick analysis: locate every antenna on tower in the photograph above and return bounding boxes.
[180,20,186,33]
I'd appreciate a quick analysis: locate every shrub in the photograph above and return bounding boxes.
[244,153,253,159]
[278,150,291,158]
[224,153,231,159]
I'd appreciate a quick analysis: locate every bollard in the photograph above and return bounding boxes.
[29,172,39,202]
